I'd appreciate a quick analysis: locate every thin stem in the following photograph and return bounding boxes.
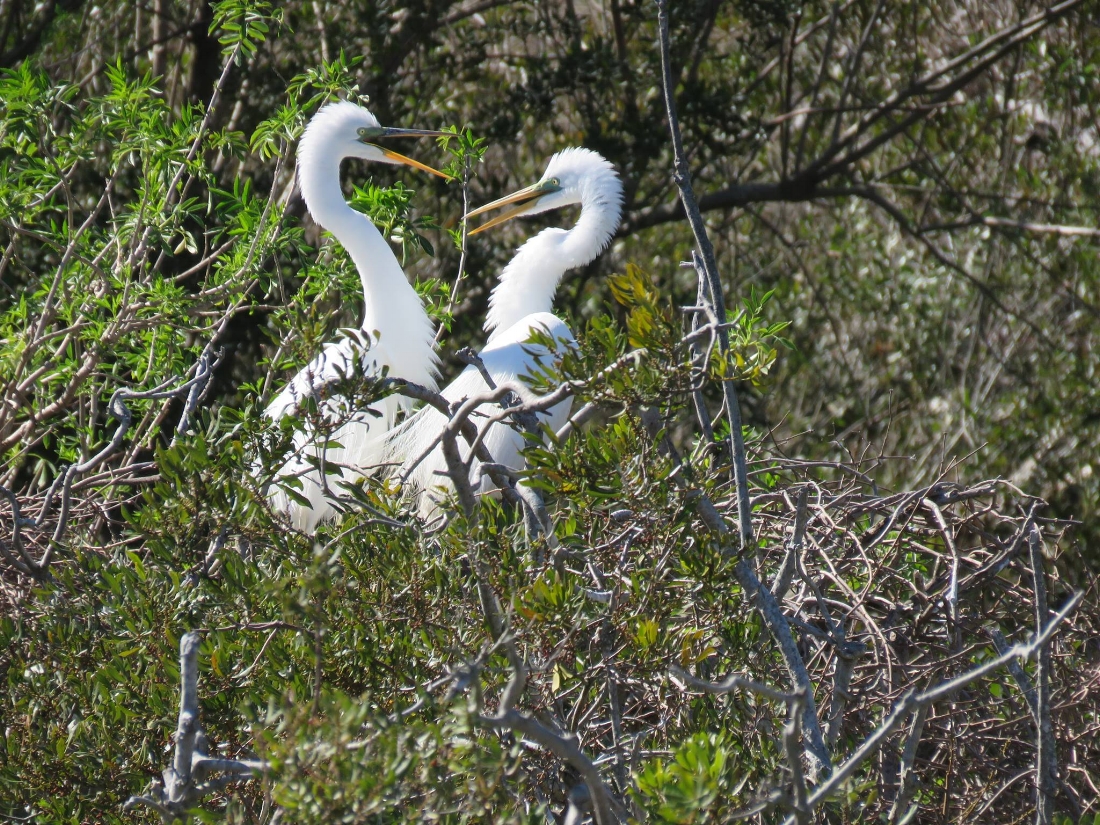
[1030,524,1057,825]
[655,0,753,552]
[435,151,474,347]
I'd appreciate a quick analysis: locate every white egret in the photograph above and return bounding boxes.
[384,147,623,517]
[265,101,447,532]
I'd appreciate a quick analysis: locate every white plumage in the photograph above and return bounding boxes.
[264,102,444,531]
[384,147,623,517]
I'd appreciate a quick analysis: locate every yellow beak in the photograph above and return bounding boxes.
[465,179,562,235]
[376,146,452,179]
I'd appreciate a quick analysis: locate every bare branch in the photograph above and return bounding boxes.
[927,215,1100,238]
[624,1,1085,236]
[655,0,753,553]
[479,705,622,825]
[783,691,811,825]
[735,556,833,778]
[889,704,929,825]
[434,152,475,348]
[824,629,860,750]
[669,665,799,705]
[784,591,1081,822]
[124,632,267,822]
[991,628,1039,725]
[1030,524,1057,825]
[772,487,809,600]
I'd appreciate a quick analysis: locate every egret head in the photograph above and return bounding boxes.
[467,147,622,235]
[298,101,449,178]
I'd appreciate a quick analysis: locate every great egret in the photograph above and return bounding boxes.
[384,147,623,516]
[265,101,447,532]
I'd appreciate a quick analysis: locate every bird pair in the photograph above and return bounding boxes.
[264,101,624,532]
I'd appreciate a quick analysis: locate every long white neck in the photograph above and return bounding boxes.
[297,150,438,389]
[484,190,618,342]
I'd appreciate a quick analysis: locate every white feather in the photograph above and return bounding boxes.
[383,148,623,517]
[263,102,439,531]
[385,313,575,516]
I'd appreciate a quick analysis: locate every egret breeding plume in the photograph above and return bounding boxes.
[265,101,447,532]
[385,147,623,516]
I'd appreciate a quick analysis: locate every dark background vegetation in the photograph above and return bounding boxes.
[0,0,1097,822]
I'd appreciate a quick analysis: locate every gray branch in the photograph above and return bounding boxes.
[654,0,753,552]
[772,487,809,600]
[124,631,267,822]
[478,701,621,825]
[824,626,860,750]
[991,628,1039,725]
[669,665,799,704]
[783,691,811,825]
[735,556,833,779]
[781,591,1081,824]
[1030,524,1057,825]
[692,252,754,552]
[888,704,929,824]
[644,425,831,776]
[462,607,622,824]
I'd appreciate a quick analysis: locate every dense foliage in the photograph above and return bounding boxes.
[1,0,1097,823]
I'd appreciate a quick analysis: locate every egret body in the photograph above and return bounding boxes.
[266,102,445,531]
[386,148,623,516]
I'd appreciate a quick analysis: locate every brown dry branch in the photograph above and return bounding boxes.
[378,285,1095,821]
[1,352,221,580]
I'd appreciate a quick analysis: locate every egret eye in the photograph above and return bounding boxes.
[357,126,385,140]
